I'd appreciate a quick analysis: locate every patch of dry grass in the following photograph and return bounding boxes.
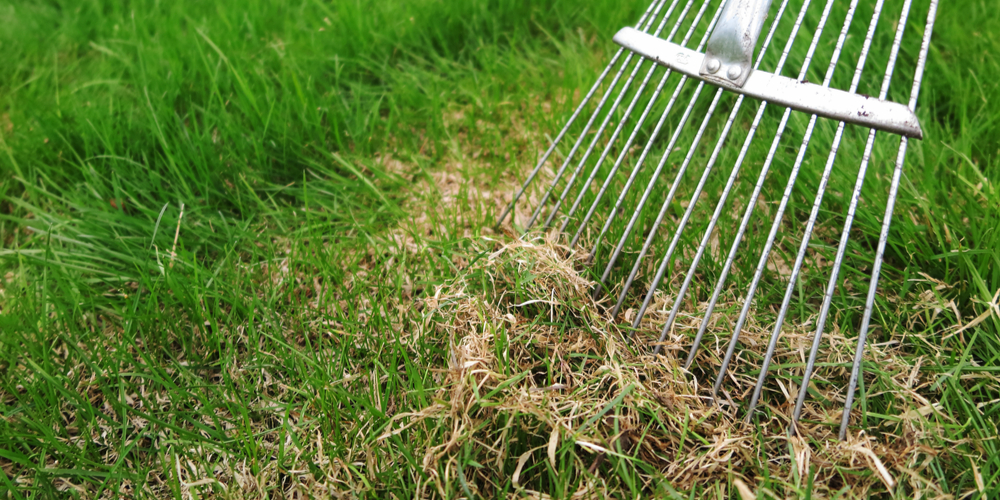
[398,236,962,498]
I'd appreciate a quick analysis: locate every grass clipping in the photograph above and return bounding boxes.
[400,236,944,498]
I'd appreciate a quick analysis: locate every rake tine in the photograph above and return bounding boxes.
[495,0,665,229]
[603,0,792,320]
[709,0,852,403]
[519,0,674,231]
[567,0,725,249]
[536,0,692,232]
[840,0,938,441]
[553,0,707,237]
[788,0,914,432]
[746,0,896,430]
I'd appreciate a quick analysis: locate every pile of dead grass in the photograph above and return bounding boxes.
[398,235,951,498]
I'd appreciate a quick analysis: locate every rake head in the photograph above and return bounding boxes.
[497,0,938,439]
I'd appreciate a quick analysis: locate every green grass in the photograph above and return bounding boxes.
[0,0,998,497]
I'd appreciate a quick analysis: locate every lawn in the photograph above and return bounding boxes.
[0,0,998,498]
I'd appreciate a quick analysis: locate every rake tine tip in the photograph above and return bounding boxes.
[681,354,695,370]
[610,301,625,319]
[788,421,801,438]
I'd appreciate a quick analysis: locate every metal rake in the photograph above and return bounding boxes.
[496,0,938,439]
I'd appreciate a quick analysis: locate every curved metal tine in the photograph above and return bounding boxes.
[746,0,896,428]
[638,0,829,340]
[551,0,709,237]
[840,0,938,441]
[567,0,725,250]
[648,0,796,353]
[787,0,914,432]
[602,0,792,318]
[708,0,851,403]
[517,0,673,231]
[535,0,693,233]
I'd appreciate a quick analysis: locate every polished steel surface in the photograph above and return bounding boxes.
[700,0,774,87]
[613,26,923,138]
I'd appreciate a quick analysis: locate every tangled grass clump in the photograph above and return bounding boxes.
[395,235,951,498]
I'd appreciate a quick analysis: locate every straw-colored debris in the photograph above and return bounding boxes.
[400,235,952,498]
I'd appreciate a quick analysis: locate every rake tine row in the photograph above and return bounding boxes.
[710,0,859,406]
[565,0,723,247]
[681,0,836,368]
[748,0,893,429]
[604,0,796,319]
[580,0,745,264]
[526,0,687,231]
[622,0,811,330]
[780,0,908,432]
[588,0,760,274]
[840,0,938,439]
[560,1,716,242]
[603,83,724,312]
[548,0,703,235]
[644,0,809,349]
[642,0,839,352]
[494,0,666,229]
[601,76,718,293]
[524,0,681,230]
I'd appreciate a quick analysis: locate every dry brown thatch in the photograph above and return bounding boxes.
[396,235,953,498]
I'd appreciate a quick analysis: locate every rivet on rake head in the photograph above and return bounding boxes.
[727,65,742,80]
[706,58,721,74]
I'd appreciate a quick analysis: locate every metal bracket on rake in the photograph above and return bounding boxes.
[497,0,939,440]
[699,0,773,87]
